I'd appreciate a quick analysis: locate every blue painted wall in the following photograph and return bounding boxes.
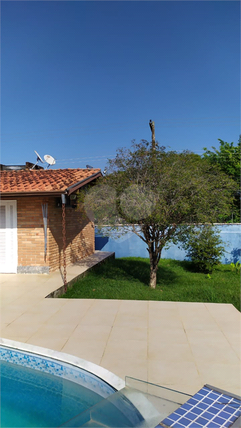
[95,224,241,264]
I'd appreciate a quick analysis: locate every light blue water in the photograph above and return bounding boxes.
[0,360,104,427]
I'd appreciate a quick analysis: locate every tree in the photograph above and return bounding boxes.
[203,138,240,222]
[178,224,225,273]
[82,141,236,289]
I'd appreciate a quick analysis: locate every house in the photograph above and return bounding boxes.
[0,168,102,274]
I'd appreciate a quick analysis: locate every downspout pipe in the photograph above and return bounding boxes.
[61,193,67,290]
[41,203,48,262]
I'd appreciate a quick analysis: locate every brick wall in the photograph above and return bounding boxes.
[2,196,95,273]
[48,198,95,272]
[16,197,47,271]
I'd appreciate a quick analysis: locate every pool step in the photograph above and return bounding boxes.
[60,386,161,427]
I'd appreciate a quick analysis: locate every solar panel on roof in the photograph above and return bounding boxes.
[158,385,241,428]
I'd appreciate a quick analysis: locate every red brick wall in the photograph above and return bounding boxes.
[1,196,95,273]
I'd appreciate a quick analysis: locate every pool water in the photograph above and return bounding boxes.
[0,360,104,427]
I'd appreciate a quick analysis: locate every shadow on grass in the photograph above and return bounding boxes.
[171,259,198,273]
[91,257,178,286]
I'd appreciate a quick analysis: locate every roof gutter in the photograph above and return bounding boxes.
[1,191,65,197]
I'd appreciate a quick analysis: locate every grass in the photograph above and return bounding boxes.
[60,257,240,311]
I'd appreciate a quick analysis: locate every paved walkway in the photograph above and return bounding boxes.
[0,251,240,397]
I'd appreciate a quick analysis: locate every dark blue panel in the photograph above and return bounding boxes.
[160,386,241,428]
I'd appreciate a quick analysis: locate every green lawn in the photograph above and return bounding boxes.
[60,257,240,311]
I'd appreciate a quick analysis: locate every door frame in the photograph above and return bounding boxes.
[0,200,18,273]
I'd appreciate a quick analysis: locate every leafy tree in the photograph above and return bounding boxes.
[203,138,240,222]
[82,141,236,289]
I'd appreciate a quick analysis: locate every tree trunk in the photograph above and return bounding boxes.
[150,266,157,289]
[149,250,159,289]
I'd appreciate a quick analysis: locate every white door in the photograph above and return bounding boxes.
[0,200,17,273]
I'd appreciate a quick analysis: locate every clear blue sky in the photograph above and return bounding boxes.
[1,1,240,172]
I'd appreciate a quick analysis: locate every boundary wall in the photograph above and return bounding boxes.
[95,224,241,264]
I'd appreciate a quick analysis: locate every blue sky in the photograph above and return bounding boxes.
[1,1,240,171]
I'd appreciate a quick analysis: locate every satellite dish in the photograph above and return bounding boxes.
[44,154,56,168]
[31,150,44,169]
[35,150,44,163]
[86,165,93,169]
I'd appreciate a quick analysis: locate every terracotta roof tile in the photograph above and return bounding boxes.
[0,169,101,195]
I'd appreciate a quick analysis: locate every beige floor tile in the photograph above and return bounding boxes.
[103,339,147,360]
[148,327,188,344]
[159,381,204,397]
[179,308,220,330]
[176,302,207,313]
[218,319,241,334]
[26,298,67,314]
[148,360,200,387]
[1,323,40,339]
[148,342,195,363]
[197,362,241,396]
[69,324,112,342]
[224,332,241,359]
[108,326,148,342]
[79,304,119,327]
[148,307,180,319]
[31,322,78,337]
[148,314,183,330]
[1,335,30,343]
[91,299,121,311]
[149,301,178,309]
[114,313,148,329]
[100,355,148,382]
[7,311,56,326]
[26,334,68,351]
[185,329,229,344]
[79,312,117,327]
[0,308,29,326]
[61,338,106,365]
[118,300,148,316]
[46,308,89,326]
[190,342,240,365]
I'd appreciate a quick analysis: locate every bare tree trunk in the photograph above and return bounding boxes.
[150,264,157,289]
[148,246,160,289]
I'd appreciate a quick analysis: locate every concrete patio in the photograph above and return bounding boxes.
[0,251,240,397]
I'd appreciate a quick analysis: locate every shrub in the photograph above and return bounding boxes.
[181,225,225,273]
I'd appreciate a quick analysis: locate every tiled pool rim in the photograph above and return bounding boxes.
[0,337,125,396]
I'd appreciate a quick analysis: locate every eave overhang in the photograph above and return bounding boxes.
[0,171,102,198]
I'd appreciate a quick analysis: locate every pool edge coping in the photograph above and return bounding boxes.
[0,337,125,391]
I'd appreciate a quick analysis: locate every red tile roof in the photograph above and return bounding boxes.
[0,168,102,196]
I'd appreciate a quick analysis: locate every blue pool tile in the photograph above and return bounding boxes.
[207,406,221,415]
[206,421,222,428]
[209,392,220,400]
[185,411,198,421]
[195,416,210,425]
[186,398,198,406]
[175,408,187,416]
[197,401,209,410]
[203,397,215,405]
[224,405,240,415]
[177,416,193,426]
[218,410,233,420]
[191,407,203,415]
[186,422,203,428]
[212,415,228,425]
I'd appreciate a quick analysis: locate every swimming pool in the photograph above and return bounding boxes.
[0,339,157,428]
